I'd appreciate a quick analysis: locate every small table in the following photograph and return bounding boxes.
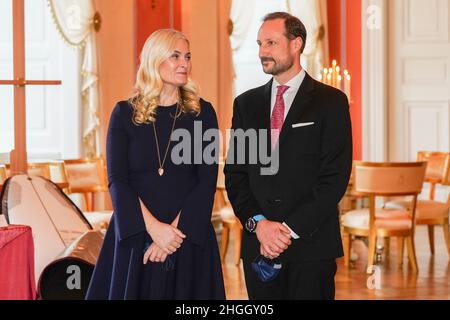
[0,225,37,300]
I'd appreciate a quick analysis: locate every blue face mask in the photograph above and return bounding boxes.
[251,255,282,282]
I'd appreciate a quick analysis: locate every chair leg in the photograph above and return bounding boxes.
[406,236,418,273]
[220,225,230,262]
[343,233,352,267]
[397,237,404,269]
[385,237,391,257]
[367,232,377,274]
[428,225,435,255]
[83,193,91,212]
[91,193,96,212]
[233,225,242,266]
[443,221,450,257]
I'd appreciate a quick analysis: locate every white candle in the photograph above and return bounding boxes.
[345,75,351,101]
[332,61,337,87]
[328,68,336,87]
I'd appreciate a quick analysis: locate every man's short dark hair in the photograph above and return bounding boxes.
[263,12,307,53]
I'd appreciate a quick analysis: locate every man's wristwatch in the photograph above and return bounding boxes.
[245,214,266,233]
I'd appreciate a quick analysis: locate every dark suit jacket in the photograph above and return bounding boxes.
[224,72,353,262]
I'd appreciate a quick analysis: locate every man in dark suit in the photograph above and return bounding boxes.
[224,12,353,300]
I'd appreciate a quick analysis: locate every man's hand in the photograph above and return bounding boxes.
[256,220,292,258]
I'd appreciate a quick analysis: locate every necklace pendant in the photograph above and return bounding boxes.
[158,168,164,176]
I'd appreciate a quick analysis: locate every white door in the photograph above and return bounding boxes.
[0,0,81,161]
[388,0,450,162]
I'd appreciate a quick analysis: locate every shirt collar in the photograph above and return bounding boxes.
[272,68,306,93]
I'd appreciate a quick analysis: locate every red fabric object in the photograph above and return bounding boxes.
[270,85,289,149]
[0,225,37,300]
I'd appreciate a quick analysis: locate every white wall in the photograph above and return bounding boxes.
[388,0,450,162]
[363,0,450,200]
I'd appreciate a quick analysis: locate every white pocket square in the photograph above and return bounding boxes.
[292,122,315,128]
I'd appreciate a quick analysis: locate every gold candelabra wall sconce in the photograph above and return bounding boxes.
[318,60,351,102]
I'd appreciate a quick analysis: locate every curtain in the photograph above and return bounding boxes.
[47,0,99,158]
[218,0,234,142]
[229,0,256,51]
[288,0,328,79]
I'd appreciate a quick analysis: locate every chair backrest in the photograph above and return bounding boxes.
[444,165,450,186]
[0,165,7,184]
[353,162,427,196]
[417,151,450,184]
[355,162,427,231]
[25,162,70,193]
[417,151,450,200]
[3,164,11,177]
[47,161,69,184]
[428,153,450,188]
[63,158,108,194]
[27,163,51,179]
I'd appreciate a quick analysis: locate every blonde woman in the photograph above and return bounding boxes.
[86,29,225,299]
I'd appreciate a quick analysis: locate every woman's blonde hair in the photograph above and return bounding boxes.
[129,29,200,125]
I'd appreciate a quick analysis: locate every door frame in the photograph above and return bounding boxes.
[361,0,389,161]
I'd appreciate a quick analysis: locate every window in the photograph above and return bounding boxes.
[0,0,81,162]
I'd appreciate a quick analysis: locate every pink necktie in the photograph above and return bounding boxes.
[271,85,289,149]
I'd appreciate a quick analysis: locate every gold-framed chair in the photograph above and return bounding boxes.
[339,166,370,262]
[217,161,242,266]
[0,165,7,184]
[339,167,358,214]
[417,151,450,200]
[28,161,70,193]
[342,162,427,273]
[63,158,112,231]
[27,163,51,179]
[47,161,70,185]
[4,162,69,187]
[385,152,450,256]
[3,164,12,177]
[63,158,108,212]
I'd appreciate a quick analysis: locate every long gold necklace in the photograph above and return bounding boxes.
[152,102,181,176]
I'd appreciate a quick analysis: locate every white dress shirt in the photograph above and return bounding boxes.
[270,69,306,120]
[267,69,306,240]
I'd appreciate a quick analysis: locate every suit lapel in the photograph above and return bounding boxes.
[259,79,273,131]
[278,72,315,147]
[257,80,273,158]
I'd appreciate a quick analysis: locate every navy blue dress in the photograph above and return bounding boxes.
[86,99,225,299]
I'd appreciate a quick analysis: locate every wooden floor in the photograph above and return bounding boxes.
[221,225,450,300]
